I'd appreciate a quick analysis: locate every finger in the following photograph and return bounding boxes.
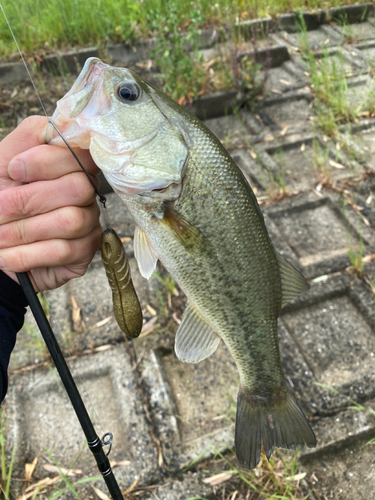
[0,172,97,224]
[0,202,100,249]
[0,225,102,273]
[0,116,49,171]
[8,143,99,182]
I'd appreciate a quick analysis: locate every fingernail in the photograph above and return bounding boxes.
[0,257,5,269]
[8,159,26,181]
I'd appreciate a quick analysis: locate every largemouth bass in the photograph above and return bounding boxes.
[47,57,316,468]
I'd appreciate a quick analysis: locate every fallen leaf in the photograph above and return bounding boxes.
[43,464,82,476]
[140,316,158,336]
[172,311,181,325]
[270,89,282,94]
[122,477,140,496]
[248,149,257,159]
[286,472,306,481]
[280,126,288,136]
[203,472,233,486]
[300,143,306,152]
[120,236,132,243]
[279,79,291,85]
[329,159,345,169]
[25,457,38,481]
[366,194,373,205]
[110,459,131,467]
[146,304,157,316]
[94,344,112,352]
[71,295,84,332]
[94,316,112,328]
[92,486,110,500]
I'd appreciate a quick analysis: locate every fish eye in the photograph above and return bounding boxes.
[117,82,141,103]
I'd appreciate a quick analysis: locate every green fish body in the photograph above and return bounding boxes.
[47,58,316,468]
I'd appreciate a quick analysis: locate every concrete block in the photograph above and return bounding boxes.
[0,62,28,84]
[266,192,375,278]
[189,90,238,120]
[41,47,100,75]
[5,345,158,493]
[278,10,326,33]
[329,3,374,24]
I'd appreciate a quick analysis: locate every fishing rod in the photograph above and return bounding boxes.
[1,4,125,498]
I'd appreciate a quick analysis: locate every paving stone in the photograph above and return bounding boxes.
[337,20,375,42]
[204,114,253,148]
[279,25,343,50]
[347,75,374,108]
[41,47,100,75]
[139,343,238,470]
[312,47,366,75]
[264,60,308,95]
[256,93,313,133]
[4,345,158,493]
[265,191,375,278]
[277,10,326,33]
[329,3,374,24]
[230,148,267,193]
[141,471,212,500]
[303,432,375,500]
[351,39,375,68]
[0,62,28,84]
[351,124,375,171]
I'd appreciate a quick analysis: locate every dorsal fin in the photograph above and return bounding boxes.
[276,253,310,308]
[175,303,221,363]
[134,226,158,279]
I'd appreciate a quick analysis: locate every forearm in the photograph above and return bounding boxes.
[0,271,28,402]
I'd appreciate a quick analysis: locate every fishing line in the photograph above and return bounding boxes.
[1,3,124,497]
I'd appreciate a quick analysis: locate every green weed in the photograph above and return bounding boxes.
[342,200,365,276]
[264,149,288,199]
[0,409,16,500]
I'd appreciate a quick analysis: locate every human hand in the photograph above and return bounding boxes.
[0,115,102,292]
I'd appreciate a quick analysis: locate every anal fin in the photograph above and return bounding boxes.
[175,303,221,363]
[276,252,310,308]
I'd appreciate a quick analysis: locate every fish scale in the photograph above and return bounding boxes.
[47,57,316,469]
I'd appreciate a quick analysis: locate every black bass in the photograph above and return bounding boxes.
[47,58,316,468]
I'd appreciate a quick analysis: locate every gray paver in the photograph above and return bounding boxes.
[5,345,158,493]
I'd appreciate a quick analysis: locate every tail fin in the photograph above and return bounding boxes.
[235,384,316,469]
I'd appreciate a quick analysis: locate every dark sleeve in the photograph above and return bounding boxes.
[0,272,28,403]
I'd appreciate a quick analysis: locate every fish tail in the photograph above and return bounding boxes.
[235,384,316,469]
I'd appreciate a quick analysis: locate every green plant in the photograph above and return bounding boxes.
[342,200,365,276]
[151,2,206,104]
[0,409,16,500]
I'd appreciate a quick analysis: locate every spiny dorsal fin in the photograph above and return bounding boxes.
[157,205,212,256]
[276,252,310,308]
[134,226,158,279]
[175,303,221,363]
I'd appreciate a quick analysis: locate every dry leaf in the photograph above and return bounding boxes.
[202,472,233,486]
[120,236,132,243]
[140,316,158,336]
[279,79,291,85]
[270,89,282,94]
[264,135,275,142]
[42,464,82,476]
[71,295,84,332]
[280,126,288,136]
[286,472,307,481]
[366,194,372,205]
[172,311,181,325]
[92,486,111,500]
[146,304,157,316]
[329,159,345,169]
[110,459,131,467]
[300,143,306,152]
[248,149,257,159]
[122,477,140,496]
[94,344,112,352]
[25,457,38,481]
[94,316,112,328]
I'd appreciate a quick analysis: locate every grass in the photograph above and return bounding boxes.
[0,0,360,60]
[186,447,312,500]
[0,409,16,500]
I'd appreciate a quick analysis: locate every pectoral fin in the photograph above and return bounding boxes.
[157,205,212,256]
[175,303,221,363]
[276,252,310,308]
[134,226,158,279]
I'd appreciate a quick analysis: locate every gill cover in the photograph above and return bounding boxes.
[47,58,189,196]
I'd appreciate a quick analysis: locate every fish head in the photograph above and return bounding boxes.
[47,57,189,197]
